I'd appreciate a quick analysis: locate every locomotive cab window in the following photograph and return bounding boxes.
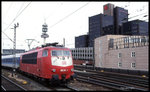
[63,51,71,56]
[43,50,48,57]
[51,50,71,56]
[52,50,62,56]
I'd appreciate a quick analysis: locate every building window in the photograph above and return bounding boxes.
[118,53,122,58]
[131,51,135,57]
[131,62,136,68]
[118,62,122,67]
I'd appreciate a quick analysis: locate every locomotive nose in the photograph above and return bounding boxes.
[62,56,65,60]
[62,74,66,79]
[61,74,66,81]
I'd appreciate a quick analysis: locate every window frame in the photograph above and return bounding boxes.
[118,62,122,68]
[131,62,136,68]
[118,53,122,58]
[131,51,135,57]
[51,50,71,57]
[42,49,48,57]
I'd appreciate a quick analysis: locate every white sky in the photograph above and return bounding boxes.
[1,1,149,51]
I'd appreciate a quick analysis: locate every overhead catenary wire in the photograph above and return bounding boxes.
[49,3,89,29]
[45,2,63,20]
[2,31,14,43]
[2,2,31,32]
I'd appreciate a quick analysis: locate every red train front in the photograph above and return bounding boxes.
[20,44,76,83]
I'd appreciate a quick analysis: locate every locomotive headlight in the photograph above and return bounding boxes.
[71,68,74,72]
[52,69,56,72]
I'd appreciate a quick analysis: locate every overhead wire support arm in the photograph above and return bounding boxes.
[25,39,37,50]
[3,2,32,32]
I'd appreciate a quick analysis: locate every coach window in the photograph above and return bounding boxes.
[43,50,48,57]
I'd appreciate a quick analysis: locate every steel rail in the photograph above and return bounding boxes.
[1,75,27,91]
[76,71,148,88]
[76,75,148,91]
[1,85,6,91]
[74,70,148,91]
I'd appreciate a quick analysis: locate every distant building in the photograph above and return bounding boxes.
[102,25,114,35]
[95,35,149,71]
[71,47,94,65]
[2,49,25,56]
[88,13,114,47]
[75,3,148,49]
[114,6,128,34]
[71,47,94,60]
[122,19,149,36]
[75,35,88,48]
[103,3,114,16]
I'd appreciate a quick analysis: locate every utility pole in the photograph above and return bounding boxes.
[12,23,19,77]
[63,38,65,47]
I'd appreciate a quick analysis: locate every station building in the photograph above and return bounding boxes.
[94,35,149,71]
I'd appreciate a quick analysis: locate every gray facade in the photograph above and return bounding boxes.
[71,47,94,60]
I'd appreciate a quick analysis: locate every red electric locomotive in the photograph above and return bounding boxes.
[20,43,76,83]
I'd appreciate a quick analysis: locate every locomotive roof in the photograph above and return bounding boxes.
[21,46,70,55]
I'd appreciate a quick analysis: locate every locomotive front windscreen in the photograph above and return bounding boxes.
[51,50,72,66]
[51,50,71,56]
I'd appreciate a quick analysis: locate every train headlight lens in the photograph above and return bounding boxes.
[52,69,56,72]
[71,68,74,72]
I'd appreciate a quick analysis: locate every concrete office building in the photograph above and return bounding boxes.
[94,35,149,71]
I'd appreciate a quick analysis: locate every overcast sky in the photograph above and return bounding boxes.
[1,1,148,51]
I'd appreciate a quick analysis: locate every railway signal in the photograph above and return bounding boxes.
[12,23,19,77]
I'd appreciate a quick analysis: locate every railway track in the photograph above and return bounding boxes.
[2,68,78,91]
[74,69,149,91]
[1,75,27,91]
